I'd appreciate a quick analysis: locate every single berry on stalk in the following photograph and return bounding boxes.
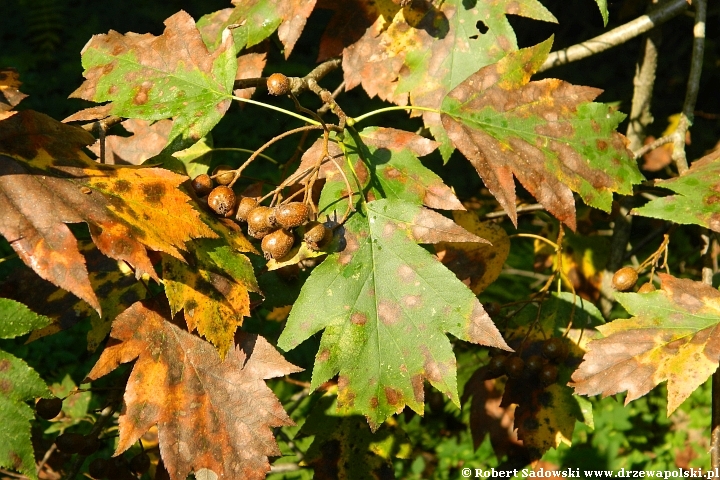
[505,356,525,379]
[274,202,310,229]
[525,354,545,374]
[208,186,237,217]
[540,364,559,386]
[262,229,295,260]
[212,165,235,186]
[88,457,110,479]
[487,354,507,377]
[267,73,290,96]
[247,206,275,233]
[190,174,213,197]
[55,431,86,454]
[235,196,259,223]
[129,453,151,474]
[36,397,63,420]
[304,221,331,250]
[612,266,638,291]
[542,338,568,362]
[637,282,656,293]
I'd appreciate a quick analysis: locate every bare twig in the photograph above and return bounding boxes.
[290,58,342,96]
[269,463,302,473]
[633,134,675,159]
[539,0,688,72]
[36,444,57,475]
[79,115,123,133]
[484,204,545,219]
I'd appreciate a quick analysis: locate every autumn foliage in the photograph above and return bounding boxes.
[1,0,718,478]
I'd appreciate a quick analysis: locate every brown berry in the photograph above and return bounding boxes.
[267,73,290,96]
[275,202,310,229]
[55,431,85,454]
[525,354,545,374]
[129,453,151,474]
[638,282,656,293]
[208,186,237,217]
[79,435,101,455]
[36,397,63,420]
[540,364,559,386]
[191,174,213,197]
[235,196,259,223]
[505,356,525,379]
[612,266,638,291]
[247,206,275,233]
[89,457,110,479]
[487,354,507,377]
[262,229,295,260]
[304,221,331,250]
[212,164,235,186]
[542,338,568,362]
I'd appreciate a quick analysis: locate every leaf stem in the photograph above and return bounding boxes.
[231,96,321,126]
[510,233,559,251]
[210,148,278,164]
[349,106,440,125]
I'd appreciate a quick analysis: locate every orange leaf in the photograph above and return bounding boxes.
[86,301,302,480]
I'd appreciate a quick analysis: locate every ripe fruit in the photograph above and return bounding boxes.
[274,202,310,229]
[487,354,507,377]
[304,221,331,250]
[190,174,213,197]
[612,266,638,291]
[207,186,237,217]
[505,356,525,379]
[36,397,63,420]
[88,457,110,479]
[129,453,151,474]
[540,364,559,386]
[212,165,235,186]
[267,73,290,96]
[542,338,568,362]
[235,196,259,223]
[262,229,295,260]
[79,435,101,455]
[638,282,656,293]
[247,206,275,237]
[55,431,86,454]
[525,354,545,374]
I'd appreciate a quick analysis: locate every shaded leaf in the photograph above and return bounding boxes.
[631,150,720,232]
[0,67,27,112]
[0,298,51,339]
[67,11,237,150]
[163,238,259,358]
[86,301,301,480]
[435,211,510,295]
[278,198,508,427]
[571,274,720,415]
[197,0,316,58]
[172,134,214,178]
[301,389,411,479]
[342,0,557,157]
[89,119,172,165]
[441,38,643,229]
[0,111,216,313]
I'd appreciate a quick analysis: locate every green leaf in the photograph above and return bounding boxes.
[278,198,509,428]
[67,11,237,151]
[440,38,643,230]
[594,0,609,26]
[631,150,720,232]
[0,351,50,480]
[0,298,51,339]
[571,274,720,415]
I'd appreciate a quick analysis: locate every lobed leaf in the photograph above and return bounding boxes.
[441,38,643,230]
[67,11,237,151]
[0,298,51,339]
[631,150,720,232]
[86,301,301,480]
[571,274,720,415]
[0,67,27,113]
[88,119,173,165]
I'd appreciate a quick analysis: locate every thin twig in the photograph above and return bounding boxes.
[539,0,688,72]
[484,204,545,219]
[633,134,675,159]
[36,444,56,475]
[290,58,342,96]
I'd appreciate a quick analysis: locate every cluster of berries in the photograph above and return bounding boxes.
[486,337,569,387]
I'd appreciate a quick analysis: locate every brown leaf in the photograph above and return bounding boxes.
[86,301,302,480]
[0,68,27,112]
[0,110,216,313]
[233,52,267,99]
[89,119,172,165]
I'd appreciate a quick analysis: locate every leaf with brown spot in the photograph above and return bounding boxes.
[197,0,316,58]
[0,67,27,113]
[0,110,216,313]
[632,149,720,232]
[300,389,410,479]
[435,211,510,295]
[342,0,557,157]
[234,52,267,99]
[85,301,301,480]
[571,274,720,415]
[67,11,237,151]
[163,238,259,358]
[89,119,172,165]
[440,38,643,230]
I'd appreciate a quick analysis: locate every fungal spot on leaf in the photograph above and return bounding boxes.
[0,359,10,372]
[0,378,12,393]
[384,387,402,406]
[317,349,331,362]
[377,300,400,326]
[351,312,367,326]
[370,396,379,408]
[141,182,166,204]
[113,179,132,193]
[411,375,424,403]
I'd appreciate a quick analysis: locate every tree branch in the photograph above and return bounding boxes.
[539,0,688,73]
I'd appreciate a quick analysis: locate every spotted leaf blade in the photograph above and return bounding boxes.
[0,299,51,480]
[278,199,509,428]
[631,150,720,232]
[571,274,720,415]
[441,38,643,230]
[86,301,301,480]
[67,11,237,151]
